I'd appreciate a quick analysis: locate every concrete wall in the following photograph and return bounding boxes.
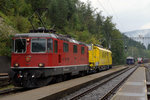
[0,56,11,73]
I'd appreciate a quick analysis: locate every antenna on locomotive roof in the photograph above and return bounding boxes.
[49,25,56,33]
[28,8,48,33]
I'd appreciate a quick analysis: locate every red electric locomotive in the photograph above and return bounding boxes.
[137,57,143,64]
[11,31,89,88]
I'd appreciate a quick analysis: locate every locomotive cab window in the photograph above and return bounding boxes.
[73,45,77,53]
[54,40,58,53]
[81,47,84,54]
[63,43,69,52]
[31,38,46,53]
[14,39,26,53]
[47,39,53,53]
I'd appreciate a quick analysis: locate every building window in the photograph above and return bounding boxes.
[73,45,77,53]
[47,39,53,53]
[54,40,58,53]
[63,43,69,52]
[81,47,84,54]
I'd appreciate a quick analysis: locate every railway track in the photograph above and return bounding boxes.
[0,67,122,97]
[145,64,150,100]
[0,87,23,95]
[147,82,150,99]
[63,65,137,100]
[0,73,10,87]
[100,67,136,100]
[0,73,16,96]
[0,74,32,96]
[0,65,135,100]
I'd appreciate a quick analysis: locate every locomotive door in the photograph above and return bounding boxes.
[47,38,54,66]
[54,40,59,65]
[54,40,62,65]
[73,44,78,64]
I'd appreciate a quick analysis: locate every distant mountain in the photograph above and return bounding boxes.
[123,29,150,48]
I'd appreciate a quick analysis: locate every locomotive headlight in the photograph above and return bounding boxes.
[38,63,44,67]
[14,63,19,67]
[32,75,35,78]
[26,38,30,42]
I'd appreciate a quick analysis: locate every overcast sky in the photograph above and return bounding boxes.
[80,0,150,32]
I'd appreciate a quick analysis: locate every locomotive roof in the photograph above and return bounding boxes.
[95,46,112,53]
[126,56,134,59]
[99,47,112,53]
[14,33,87,46]
[14,33,57,38]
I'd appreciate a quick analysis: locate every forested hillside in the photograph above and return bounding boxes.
[0,0,126,64]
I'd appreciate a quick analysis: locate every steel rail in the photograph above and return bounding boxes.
[0,74,10,87]
[100,66,137,100]
[0,87,23,95]
[69,66,137,100]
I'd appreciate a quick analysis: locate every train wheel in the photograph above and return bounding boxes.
[55,75,63,83]
[80,71,86,77]
[96,67,100,72]
[12,73,22,87]
[24,76,53,88]
[35,77,53,87]
[63,74,68,81]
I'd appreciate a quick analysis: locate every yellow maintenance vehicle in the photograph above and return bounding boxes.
[88,44,112,71]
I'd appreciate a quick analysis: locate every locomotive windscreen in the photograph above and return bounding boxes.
[14,39,26,53]
[31,38,46,53]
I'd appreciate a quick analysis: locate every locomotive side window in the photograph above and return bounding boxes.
[81,47,84,54]
[63,43,69,52]
[14,39,26,53]
[47,39,53,53]
[54,40,58,53]
[31,38,46,53]
[73,45,77,53]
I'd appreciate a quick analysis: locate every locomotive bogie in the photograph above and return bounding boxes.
[12,64,89,88]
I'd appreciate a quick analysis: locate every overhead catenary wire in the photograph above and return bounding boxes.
[107,0,126,32]
[97,0,126,32]
[97,0,111,16]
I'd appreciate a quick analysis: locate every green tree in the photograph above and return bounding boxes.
[0,0,129,64]
[111,29,125,64]
[48,0,69,30]
[148,44,150,50]
[102,17,115,48]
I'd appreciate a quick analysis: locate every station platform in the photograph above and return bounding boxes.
[111,67,147,100]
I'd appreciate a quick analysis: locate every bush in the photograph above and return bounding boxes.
[10,16,31,33]
[0,32,12,57]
